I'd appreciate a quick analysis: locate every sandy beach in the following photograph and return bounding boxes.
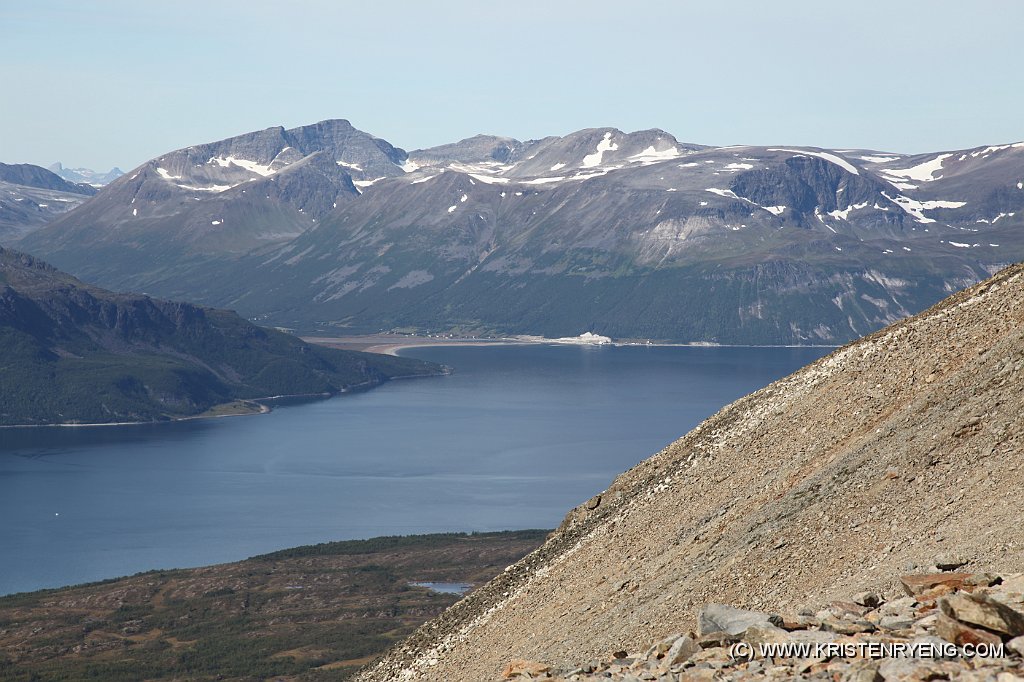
[302,335,538,356]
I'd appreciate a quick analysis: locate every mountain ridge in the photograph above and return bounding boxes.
[0,162,98,240]
[17,120,1024,344]
[47,162,124,187]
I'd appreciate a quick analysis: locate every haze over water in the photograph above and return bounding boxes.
[0,344,828,595]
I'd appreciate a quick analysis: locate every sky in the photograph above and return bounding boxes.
[2,0,1023,171]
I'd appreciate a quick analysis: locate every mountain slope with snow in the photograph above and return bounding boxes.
[19,121,1024,344]
[0,163,97,240]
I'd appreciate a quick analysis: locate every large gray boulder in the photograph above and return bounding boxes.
[697,603,783,637]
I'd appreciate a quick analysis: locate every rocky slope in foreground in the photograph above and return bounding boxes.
[0,247,438,426]
[499,571,1024,680]
[358,262,1024,681]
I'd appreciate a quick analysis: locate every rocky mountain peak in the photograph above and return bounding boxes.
[410,134,524,166]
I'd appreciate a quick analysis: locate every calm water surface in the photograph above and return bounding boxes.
[0,344,829,595]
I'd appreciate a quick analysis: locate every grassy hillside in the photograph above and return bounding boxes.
[0,247,439,426]
[0,531,548,682]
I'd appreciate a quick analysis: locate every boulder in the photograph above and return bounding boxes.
[665,634,701,665]
[697,604,782,636]
[502,659,551,679]
[741,624,791,644]
[940,592,1024,637]
[900,573,971,597]
[934,554,968,571]
[852,591,882,608]
[934,613,1003,647]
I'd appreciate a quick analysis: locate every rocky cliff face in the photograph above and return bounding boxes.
[356,261,1024,681]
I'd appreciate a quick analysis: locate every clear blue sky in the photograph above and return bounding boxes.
[3,0,1022,170]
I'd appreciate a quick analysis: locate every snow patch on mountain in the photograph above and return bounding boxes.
[883,192,966,224]
[828,202,870,220]
[628,146,681,164]
[859,155,902,164]
[581,132,619,168]
[768,149,860,175]
[468,173,510,185]
[156,166,233,192]
[969,142,1024,158]
[209,156,277,177]
[885,178,919,192]
[156,168,181,181]
[706,188,742,200]
[881,153,953,183]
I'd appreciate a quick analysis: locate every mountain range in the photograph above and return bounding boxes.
[14,120,1024,344]
[0,162,96,240]
[48,162,124,186]
[0,246,437,426]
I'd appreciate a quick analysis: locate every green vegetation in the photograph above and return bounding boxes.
[0,248,440,426]
[0,531,549,681]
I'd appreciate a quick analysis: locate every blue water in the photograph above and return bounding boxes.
[0,344,829,595]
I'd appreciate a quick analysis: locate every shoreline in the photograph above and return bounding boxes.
[0,372,443,430]
[304,334,839,357]
[0,401,270,430]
